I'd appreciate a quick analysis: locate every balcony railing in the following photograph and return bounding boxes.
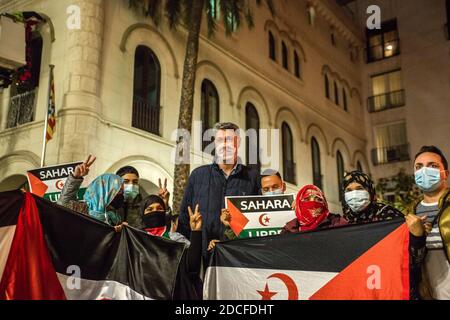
[132,95,160,135]
[367,89,405,113]
[283,160,297,185]
[371,144,410,166]
[6,89,37,128]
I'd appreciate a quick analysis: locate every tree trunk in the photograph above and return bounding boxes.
[172,0,205,215]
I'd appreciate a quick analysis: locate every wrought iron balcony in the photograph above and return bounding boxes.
[132,95,160,136]
[6,89,36,128]
[283,160,297,185]
[367,89,405,113]
[371,144,410,166]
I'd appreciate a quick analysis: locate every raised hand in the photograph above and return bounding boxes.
[188,204,202,231]
[220,208,231,228]
[158,178,170,208]
[73,155,96,178]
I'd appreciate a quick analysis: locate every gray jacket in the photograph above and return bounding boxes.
[57,174,89,215]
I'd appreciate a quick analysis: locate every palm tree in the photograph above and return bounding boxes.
[127,0,274,214]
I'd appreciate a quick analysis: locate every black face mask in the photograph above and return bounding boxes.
[109,193,125,210]
[143,210,167,229]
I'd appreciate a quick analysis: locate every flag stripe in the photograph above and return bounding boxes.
[0,225,16,281]
[204,266,338,300]
[212,219,405,272]
[56,274,153,300]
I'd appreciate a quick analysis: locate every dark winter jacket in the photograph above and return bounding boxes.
[177,162,261,261]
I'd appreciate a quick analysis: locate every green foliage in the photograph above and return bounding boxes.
[127,0,274,37]
[376,168,422,212]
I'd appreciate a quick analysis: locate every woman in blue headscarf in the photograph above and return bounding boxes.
[57,155,125,227]
[83,174,124,225]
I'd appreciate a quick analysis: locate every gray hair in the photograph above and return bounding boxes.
[214,122,240,131]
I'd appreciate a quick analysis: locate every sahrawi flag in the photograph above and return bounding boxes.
[0,191,186,300]
[204,218,410,300]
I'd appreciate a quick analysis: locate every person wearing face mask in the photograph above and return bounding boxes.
[116,166,143,229]
[57,155,125,227]
[342,171,402,224]
[404,146,450,300]
[140,196,203,299]
[178,122,261,264]
[261,169,286,196]
[281,185,344,234]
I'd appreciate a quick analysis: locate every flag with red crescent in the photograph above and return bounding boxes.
[204,218,410,300]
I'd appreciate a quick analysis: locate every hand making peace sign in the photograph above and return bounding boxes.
[73,155,97,179]
[158,178,170,208]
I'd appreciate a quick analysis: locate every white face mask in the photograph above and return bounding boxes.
[344,190,371,213]
[262,188,284,196]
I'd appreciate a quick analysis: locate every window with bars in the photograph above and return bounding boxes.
[245,103,260,172]
[311,137,322,190]
[201,79,220,152]
[132,45,161,135]
[282,122,296,184]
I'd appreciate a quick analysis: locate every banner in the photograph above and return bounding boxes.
[0,191,187,300]
[225,194,295,238]
[204,219,410,300]
[26,162,85,202]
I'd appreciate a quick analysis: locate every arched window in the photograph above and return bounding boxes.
[324,75,330,99]
[357,160,363,172]
[311,137,322,190]
[343,88,348,111]
[334,81,339,105]
[337,151,345,200]
[132,45,161,135]
[246,103,260,171]
[201,79,220,152]
[294,51,301,78]
[269,31,276,61]
[282,41,289,70]
[282,122,296,184]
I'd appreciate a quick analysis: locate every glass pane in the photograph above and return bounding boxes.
[369,45,383,61]
[383,30,398,42]
[369,34,382,47]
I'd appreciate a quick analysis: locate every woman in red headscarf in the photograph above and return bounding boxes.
[281,185,345,234]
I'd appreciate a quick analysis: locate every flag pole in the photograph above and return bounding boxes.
[40,64,54,168]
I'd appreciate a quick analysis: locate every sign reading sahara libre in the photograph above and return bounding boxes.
[27,162,86,203]
[225,194,295,238]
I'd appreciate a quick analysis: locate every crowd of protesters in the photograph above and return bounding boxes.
[55,122,449,300]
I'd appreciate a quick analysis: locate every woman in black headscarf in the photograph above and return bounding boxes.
[341,170,402,223]
[140,195,203,300]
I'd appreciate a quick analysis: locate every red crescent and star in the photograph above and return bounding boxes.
[257,273,299,300]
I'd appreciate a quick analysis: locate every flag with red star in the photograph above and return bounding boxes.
[226,194,296,238]
[204,218,410,300]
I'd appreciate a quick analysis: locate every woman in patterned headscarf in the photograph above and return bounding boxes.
[341,170,402,223]
[83,174,125,226]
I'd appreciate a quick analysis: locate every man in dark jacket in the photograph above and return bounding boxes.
[177,122,261,262]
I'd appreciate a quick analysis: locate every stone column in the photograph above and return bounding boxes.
[64,0,104,111]
[58,0,104,167]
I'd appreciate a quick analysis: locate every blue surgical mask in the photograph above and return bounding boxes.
[262,188,284,196]
[415,167,442,192]
[344,190,371,213]
[124,184,139,201]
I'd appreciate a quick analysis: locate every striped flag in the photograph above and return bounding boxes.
[0,191,187,300]
[45,66,56,142]
[204,219,410,300]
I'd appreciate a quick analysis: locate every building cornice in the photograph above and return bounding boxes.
[309,0,363,47]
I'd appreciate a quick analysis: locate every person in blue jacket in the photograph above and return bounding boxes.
[177,122,261,263]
